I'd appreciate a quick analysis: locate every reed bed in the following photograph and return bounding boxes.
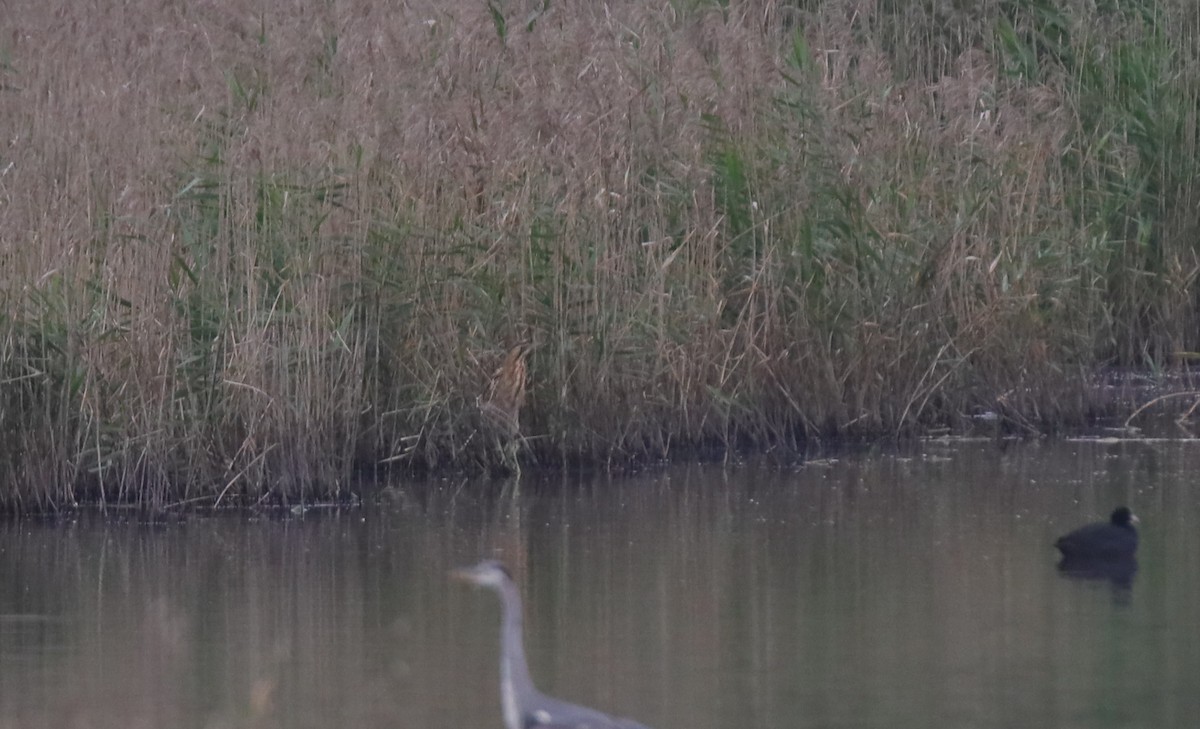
[1,0,1198,509]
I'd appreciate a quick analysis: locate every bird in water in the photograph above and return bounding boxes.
[452,560,655,729]
[1055,506,1139,560]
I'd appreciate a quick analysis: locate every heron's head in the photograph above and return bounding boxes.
[451,559,513,588]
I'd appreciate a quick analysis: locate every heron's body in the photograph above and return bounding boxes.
[453,560,654,729]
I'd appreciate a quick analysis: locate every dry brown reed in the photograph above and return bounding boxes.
[1,0,1199,509]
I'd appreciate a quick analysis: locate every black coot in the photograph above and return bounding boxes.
[1055,507,1139,560]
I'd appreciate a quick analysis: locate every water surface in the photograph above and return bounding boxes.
[1,438,1198,728]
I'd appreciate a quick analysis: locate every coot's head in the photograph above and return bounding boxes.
[1110,507,1139,528]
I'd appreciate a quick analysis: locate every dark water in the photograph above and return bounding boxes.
[2,438,1199,729]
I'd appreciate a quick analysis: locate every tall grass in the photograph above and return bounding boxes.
[1,0,1199,509]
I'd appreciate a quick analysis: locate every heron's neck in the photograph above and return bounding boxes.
[496,579,538,729]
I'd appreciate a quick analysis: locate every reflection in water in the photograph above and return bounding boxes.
[1057,555,1139,593]
[0,439,1199,728]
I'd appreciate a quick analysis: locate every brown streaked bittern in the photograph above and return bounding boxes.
[481,342,532,436]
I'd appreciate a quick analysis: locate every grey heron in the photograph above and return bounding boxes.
[452,560,655,729]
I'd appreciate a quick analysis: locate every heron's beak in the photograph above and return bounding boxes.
[1131,513,1141,525]
[449,567,475,583]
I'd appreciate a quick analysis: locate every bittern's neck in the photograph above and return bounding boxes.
[496,579,538,729]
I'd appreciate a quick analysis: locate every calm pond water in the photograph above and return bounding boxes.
[2,437,1199,729]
